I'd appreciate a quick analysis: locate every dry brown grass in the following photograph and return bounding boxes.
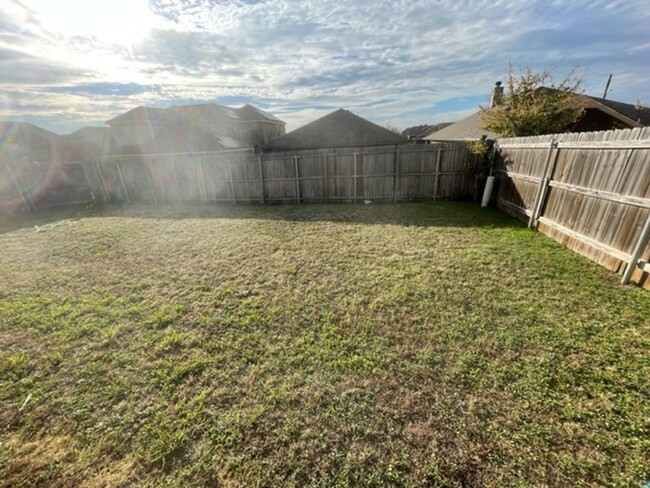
[0,202,648,487]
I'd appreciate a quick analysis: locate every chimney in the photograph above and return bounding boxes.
[490,81,504,108]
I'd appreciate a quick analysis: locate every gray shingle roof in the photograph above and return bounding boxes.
[107,103,287,127]
[169,103,241,123]
[584,96,650,126]
[236,104,285,123]
[106,106,176,126]
[263,109,408,151]
[402,125,434,139]
[425,113,497,141]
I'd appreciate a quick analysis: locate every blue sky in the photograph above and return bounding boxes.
[1,0,649,134]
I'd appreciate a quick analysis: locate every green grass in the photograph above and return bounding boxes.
[0,202,648,487]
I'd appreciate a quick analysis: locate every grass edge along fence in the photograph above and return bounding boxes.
[495,126,650,289]
[1,142,479,212]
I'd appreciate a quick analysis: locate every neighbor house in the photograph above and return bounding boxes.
[235,104,287,145]
[426,83,650,141]
[262,108,408,152]
[0,121,59,163]
[106,103,286,154]
[402,123,455,142]
[402,125,438,140]
[0,122,102,213]
[59,126,116,161]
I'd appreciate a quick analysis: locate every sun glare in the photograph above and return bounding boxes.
[24,0,156,46]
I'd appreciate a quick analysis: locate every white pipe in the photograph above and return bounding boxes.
[481,176,495,207]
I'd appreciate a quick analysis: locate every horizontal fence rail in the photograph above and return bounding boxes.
[0,142,479,213]
[495,126,650,289]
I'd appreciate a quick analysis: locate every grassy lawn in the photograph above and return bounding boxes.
[0,202,648,487]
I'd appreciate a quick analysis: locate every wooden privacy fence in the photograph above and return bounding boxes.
[0,160,96,213]
[495,126,650,288]
[1,142,479,213]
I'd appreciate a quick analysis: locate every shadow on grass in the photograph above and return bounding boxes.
[0,200,522,234]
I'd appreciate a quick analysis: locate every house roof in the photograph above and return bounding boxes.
[68,126,110,142]
[403,123,455,140]
[106,106,177,126]
[236,104,285,124]
[107,103,286,128]
[425,93,650,141]
[104,102,285,152]
[0,121,59,162]
[425,113,498,141]
[0,121,57,140]
[169,103,241,123]
[263,109,408,151]
[61,126,115,160]
[581,96,650,126]
[402,125,436,139]
[111,121,226,155]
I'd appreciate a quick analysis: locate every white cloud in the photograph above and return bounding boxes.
[1,0,649,133]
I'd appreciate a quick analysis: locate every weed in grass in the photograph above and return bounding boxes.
[142,414,189,468]
[146,304,186,328]
[157,331,184,351]
[46,349,65,369]
[3,352,28,379]
[152,358,207,390]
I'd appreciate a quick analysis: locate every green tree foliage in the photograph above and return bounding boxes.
[480,64,584,137]
[465,136,495,178]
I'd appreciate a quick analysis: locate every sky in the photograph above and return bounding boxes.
[1,0,649,134]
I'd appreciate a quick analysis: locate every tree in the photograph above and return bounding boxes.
[480,64,584,137]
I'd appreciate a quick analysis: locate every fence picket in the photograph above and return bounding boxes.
[496,128,650,288]
[1,143,476,211]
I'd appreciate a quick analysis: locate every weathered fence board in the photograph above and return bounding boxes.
[496,127,650,288]
[0,142,478,214]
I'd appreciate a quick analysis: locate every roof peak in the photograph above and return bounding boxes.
[263,108,407,151]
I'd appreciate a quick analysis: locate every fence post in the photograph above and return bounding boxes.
[293,155,301,204]
[4,162,32,213]
[321,154,330,203]
[84,164,97,203]
[146,159,158,204]
[115,160,130,203]
[258,155,265,204]
[621,213,650,285]
[353,152,358,203]
[420,149,426,199]
[23,166,38,211]
[393,147,400,201]
[433,145,442,201]
[171,159,182,203]
[533,145,561,223]
[227,159,236,204]
[198,157,208,203]
[528,138,557,228]
[93,160,109,202]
